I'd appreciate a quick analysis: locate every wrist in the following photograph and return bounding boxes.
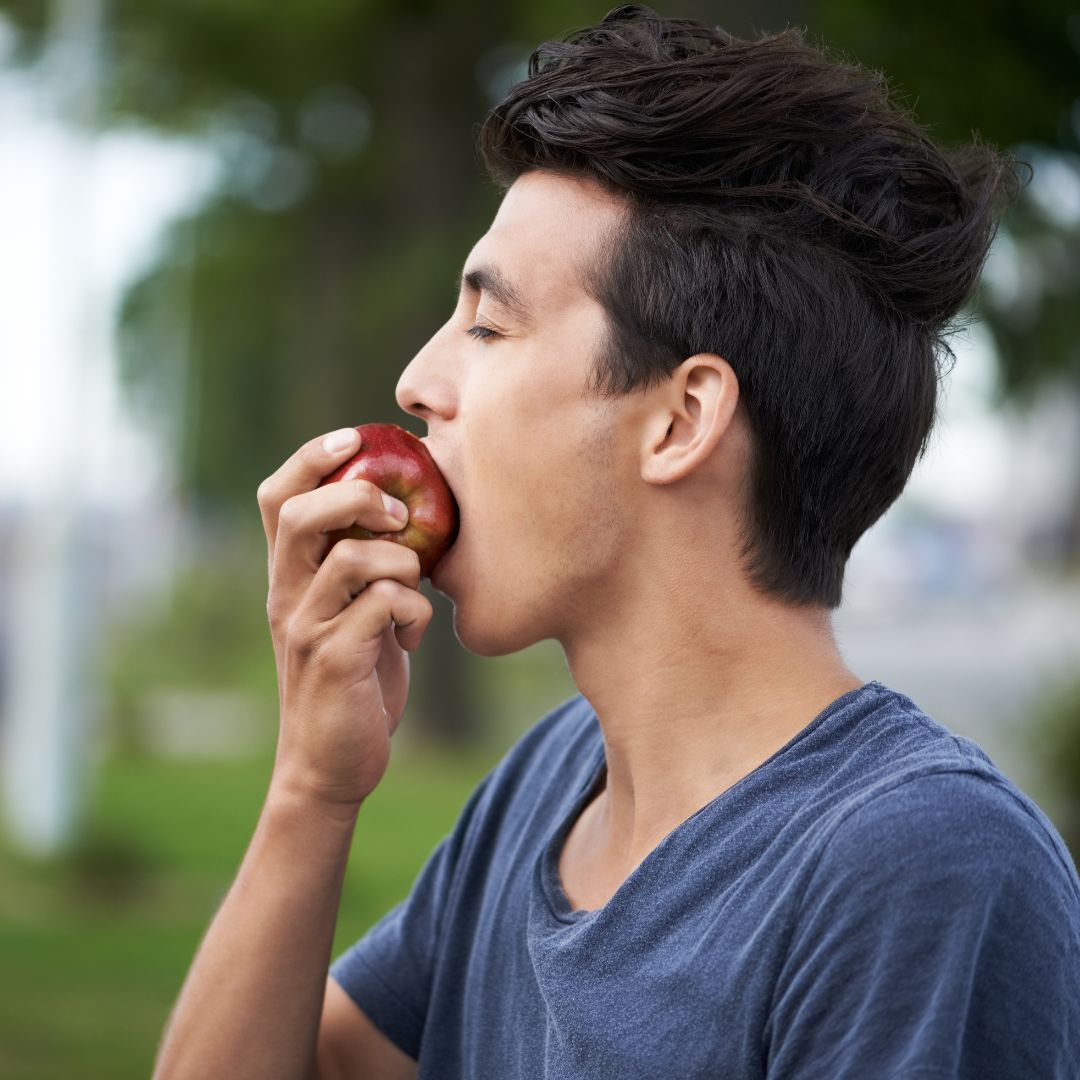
[266,767,366,827]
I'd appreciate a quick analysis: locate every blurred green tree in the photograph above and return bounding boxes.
[816,0,1080,559]
[97,0,616,746]
[0,0,728,747]
[6,1,1078,497]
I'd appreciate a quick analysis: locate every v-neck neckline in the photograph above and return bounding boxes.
[538,680,883,924]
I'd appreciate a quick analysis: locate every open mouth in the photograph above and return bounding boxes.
[434,473,461,552]
[420,436,461,558]
[444,480,463,549]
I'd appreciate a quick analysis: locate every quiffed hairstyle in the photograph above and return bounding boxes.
[477,3,1024,609]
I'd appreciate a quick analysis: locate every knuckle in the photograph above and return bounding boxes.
[266,592,287,630]
[326,538,362,570]
[256,477,276,508]
[277,495,304,533]
[354,478,381,504]
[376,541,420,585]
[366,578,400,604]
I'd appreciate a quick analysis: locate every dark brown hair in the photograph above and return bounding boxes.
[477,3,1025,609]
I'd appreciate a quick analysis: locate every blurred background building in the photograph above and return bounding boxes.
[1,1,1078,1075]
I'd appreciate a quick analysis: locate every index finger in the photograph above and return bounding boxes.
[257,427,361,563]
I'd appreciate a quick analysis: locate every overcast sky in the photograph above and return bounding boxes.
[0,47,217,503]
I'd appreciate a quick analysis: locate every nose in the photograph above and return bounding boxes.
[395,324,455,424]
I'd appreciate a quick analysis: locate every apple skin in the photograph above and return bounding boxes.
[317,423,459,579]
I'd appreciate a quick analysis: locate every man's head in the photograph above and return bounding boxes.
[396,4,1020,655]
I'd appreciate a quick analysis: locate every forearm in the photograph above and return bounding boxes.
[152,781,360,1080]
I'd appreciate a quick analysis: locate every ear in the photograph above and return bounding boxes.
[641,355,740,486]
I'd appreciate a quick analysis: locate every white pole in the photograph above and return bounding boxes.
[0,0,105,857]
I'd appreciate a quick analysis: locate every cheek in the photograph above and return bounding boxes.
[463,353,616,554]
[466,367,558,485]
[538,413,625,554]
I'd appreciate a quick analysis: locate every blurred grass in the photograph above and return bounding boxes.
[0,511,574,1078]
[0,740,504,1080]
[2,665,1078,1079]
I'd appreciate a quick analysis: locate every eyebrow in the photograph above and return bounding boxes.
[457,264,533,326]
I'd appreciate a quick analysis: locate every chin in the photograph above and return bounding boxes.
[448,602,547,658]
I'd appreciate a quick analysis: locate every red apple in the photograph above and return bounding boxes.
[317,422,459,578]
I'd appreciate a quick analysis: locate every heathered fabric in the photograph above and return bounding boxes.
[330,679,1080,1078]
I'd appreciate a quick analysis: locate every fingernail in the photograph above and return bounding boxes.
[323,428,358,453]
[383,493,409,521]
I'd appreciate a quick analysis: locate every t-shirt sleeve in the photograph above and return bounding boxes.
[329,767,495,1061]
[765,770,1080,1080]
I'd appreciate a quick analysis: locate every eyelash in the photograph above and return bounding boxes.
[466,324,499,341]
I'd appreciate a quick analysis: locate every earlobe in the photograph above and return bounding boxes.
[641,356,738,485]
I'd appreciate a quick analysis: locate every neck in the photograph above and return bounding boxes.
[559,567,863,869]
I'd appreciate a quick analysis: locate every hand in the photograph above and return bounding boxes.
[257,428,435,811]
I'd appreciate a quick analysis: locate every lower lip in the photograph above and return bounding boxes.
[431,531,461,588]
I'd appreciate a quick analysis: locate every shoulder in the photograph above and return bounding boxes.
[769,768,1080,1076]
[802,766,1080,920]
[807,680,1080,904]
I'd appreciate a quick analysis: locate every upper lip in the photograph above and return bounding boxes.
[420,437,462,559]
[420,436,459,506]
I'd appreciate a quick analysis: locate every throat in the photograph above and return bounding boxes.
[556,785,649,913]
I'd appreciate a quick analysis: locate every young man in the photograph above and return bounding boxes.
[153,6,1080,1078]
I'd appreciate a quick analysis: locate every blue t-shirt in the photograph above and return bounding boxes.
[330,679,1080,1078]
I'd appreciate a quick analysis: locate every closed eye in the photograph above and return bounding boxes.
[466,324,500,341]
